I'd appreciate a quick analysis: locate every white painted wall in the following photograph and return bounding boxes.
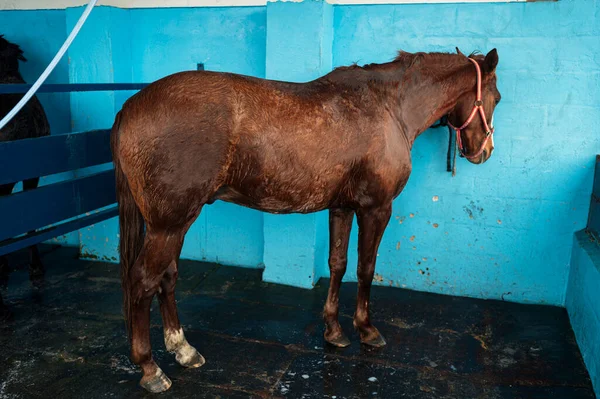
[0,0,525,10]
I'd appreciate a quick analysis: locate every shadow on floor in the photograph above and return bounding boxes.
[0,245,595,398]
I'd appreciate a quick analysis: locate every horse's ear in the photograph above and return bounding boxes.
[483,48,498,74]
[456,47,465,57]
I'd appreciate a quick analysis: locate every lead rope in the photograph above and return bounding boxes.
[446,121,453,173]
[445,123,457,176]
[435,116,459,176]
[437,116,457,177]
[452,128,458,176]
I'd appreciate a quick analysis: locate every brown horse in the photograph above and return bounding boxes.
[111,48,500,392]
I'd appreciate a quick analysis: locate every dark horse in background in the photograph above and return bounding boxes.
[0,35,50,320]
[111,47,501,392]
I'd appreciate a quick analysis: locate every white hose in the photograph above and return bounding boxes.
[0,0,98,131]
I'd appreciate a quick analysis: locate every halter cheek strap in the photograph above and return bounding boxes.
[447,58,495,160]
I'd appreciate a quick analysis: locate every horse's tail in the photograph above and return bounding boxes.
[111,111,145,340]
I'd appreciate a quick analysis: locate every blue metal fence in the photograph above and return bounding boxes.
[0,83,149,94]
[0,83,144,256]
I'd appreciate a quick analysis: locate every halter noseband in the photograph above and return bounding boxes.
[447,58,495,160]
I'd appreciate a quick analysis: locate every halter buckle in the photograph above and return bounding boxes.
[474,100,483,107]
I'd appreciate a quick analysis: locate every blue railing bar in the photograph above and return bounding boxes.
[0,206,118,257]
[0,83,150,94]
[0,130,113,186]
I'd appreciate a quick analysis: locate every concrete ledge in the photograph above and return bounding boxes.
[566,229,600,396]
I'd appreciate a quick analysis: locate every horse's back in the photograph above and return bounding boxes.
[113,70,410,217]
[0,75,50,142]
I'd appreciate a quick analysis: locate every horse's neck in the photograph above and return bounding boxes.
[325,57,475,147]
[0,70,24,84]
[395,61,475,147]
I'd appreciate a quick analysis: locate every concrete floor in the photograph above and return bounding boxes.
[0,245,595,398]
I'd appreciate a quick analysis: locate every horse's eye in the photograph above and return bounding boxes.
[495,98,501,105]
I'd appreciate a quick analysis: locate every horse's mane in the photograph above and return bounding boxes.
[0,35,27,62]
[333,49,484,73]
[394,50,484,67]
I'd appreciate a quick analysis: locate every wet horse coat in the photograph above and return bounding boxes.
[111,49,501,392]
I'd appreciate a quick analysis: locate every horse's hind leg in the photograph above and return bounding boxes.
[129,227,189,393]
[23,178,43,282]
[155,209,204,368]
[354,203,392,347]
[158,254,205,369]
[323,208,354,347]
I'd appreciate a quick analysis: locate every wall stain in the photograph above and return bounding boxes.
[464,201,484,220]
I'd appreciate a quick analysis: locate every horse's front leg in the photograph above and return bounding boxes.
[354,203,392,347]
[0,255,9,320]
[323,208,354,347]
[0,183,15,318]
[0,183,15,284]
[23,178,44,282]
[0,292,11,321]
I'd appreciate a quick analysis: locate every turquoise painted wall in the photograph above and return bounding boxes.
[4,0,599,307]
[327,0,600,306]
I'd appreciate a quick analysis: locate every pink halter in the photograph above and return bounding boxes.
[447,58,494,160]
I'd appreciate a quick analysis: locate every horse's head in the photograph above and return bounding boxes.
[0,35,26,76]
[447,48,500,165]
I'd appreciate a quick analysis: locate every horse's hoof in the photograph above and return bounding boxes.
[0,259,9,284]
[29,273,44,289]
[140,367,172,393]
[29,264,45,282]
[360,331,387,348]
[0,306,12,322]
[176,346,205,369]
[324,332,351,348]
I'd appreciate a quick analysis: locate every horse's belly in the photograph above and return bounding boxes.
[216,139,351,213]
[212,180,338,214]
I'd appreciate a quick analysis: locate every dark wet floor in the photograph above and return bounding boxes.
[0,245,595,398]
